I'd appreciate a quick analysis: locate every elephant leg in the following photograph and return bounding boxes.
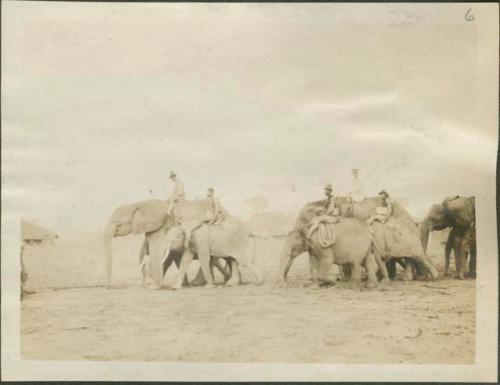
[195,231,214,288]
[191,266,207,287]
[229,258,243,284]
[341,264,351,281]
[227,259,241,286]
[386,259,397,280]
[413,260,427,280]
[466,244,476,278]
[349,262,362,287]
[227,258,233,282]
[173,254,190,286]
[309,254,320,283]
[373,249,389,282]
[453,236,465,279]
[214,258,230,282]
[363,253,378,289]
[146,231,169,288]
[455,254,464,279]
[208,257,231,283]
[317,253,335,286]
[309,254,315,281]
[225,258,235,283]
[461,235,474,278]
[444,232,453,277]
[198,257,214,288]
[402,258,415,281]
[172,250,195,290]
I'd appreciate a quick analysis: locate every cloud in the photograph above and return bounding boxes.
[301,90,399,117]
[3,3,496,235]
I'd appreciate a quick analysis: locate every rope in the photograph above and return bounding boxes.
[317,222,336,248]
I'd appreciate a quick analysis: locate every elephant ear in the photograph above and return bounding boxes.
[443,196,475,228]
[444,195,460,203]
[131,200,169,234]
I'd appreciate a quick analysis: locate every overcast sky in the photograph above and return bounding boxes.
[2,3,498,236]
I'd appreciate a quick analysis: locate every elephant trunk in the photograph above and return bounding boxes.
[277,238,293,284]
[419,219,432,252]
[148,236,172,288]
[103,222,116,288]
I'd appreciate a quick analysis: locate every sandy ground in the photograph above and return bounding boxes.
[21,231,475,363]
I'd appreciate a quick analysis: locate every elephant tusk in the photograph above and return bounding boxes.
[160,244,171,266]
[139,255,149,271]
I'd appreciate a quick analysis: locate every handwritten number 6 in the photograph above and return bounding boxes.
[465,8,475,22]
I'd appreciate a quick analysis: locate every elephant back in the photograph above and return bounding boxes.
[443,196,475,229]
[175,198,219,222]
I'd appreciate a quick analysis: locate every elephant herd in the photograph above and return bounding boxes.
[103,195,476,290]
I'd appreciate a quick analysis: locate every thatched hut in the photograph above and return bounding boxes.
[21,220,58,246]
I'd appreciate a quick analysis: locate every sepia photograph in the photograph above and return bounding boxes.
[1,2,498,382]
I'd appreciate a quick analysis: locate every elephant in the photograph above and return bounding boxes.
[279,196,439,283]
[444,223,476,278]
[278,230,413,283]
[279,218,379,288]
[145,215,263,289]
[420,196,476,279]
[103,198,226,288]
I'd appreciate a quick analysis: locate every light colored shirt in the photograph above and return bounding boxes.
[350,176,365,201]
[207,195,222,223]
[376,198,393,216]
[170,178,186,201]
[325,196,340,216]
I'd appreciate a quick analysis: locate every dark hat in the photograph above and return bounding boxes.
[324,183,333,192]
[378,190,389,197]
[207,187,214,193]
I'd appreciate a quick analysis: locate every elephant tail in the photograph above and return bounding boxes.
[103,221,117,289]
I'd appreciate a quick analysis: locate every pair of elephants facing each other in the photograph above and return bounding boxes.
[278,196,439,288]
[104,198,262,289]
[420,196,476,279]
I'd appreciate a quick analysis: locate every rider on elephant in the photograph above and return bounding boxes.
[166,170,186,215]
[367,190,393,226]
[306,183,341,240]
[183,187,225,249]
[206,187,223,224]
